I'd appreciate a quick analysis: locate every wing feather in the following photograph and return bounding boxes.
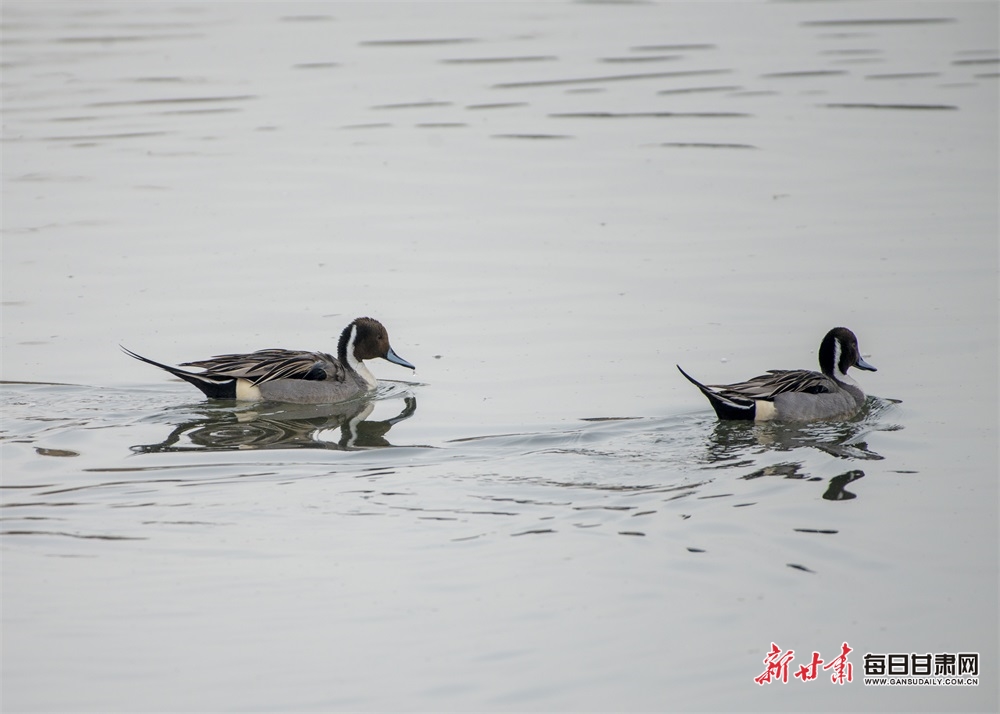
[181,350,345,385]
[711,369,834,401]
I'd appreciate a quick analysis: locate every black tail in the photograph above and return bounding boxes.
[676,364,755,421]
[121,346,236,399]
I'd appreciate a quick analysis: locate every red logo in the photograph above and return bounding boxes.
[756,642,853,685]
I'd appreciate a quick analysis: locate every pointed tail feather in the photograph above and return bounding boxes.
[121,346,236,399]
[676,364,756,420]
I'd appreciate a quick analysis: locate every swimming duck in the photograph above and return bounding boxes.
[123,316,414,404]
[677,327,876,421]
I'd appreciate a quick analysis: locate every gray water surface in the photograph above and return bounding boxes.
[2,2,997,712]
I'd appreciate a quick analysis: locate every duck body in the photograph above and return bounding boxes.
[678,327,876,422]
[124,317,414,405]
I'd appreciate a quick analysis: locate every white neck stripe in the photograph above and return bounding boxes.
[832,339,843,377]
[831,337,860,386]
[345,325,377,388]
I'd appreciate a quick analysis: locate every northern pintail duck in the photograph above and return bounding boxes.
[123,316,414,404]
[677,327,876,421]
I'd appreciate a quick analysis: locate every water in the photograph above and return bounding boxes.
[2,2,997,711]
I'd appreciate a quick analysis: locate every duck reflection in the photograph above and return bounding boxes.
[691,398,900,502]
[131,396,418,453]
[700,397,900,464]
[821,469,865,501]
[737,463,865,501]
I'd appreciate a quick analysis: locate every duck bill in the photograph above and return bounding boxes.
[855,356,877,372]
[384,347,415,371]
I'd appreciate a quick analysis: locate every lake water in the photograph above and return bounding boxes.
[2,1,997,711]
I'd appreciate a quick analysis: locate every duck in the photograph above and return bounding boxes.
[123,316,414,404]
[677,327,876,421]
